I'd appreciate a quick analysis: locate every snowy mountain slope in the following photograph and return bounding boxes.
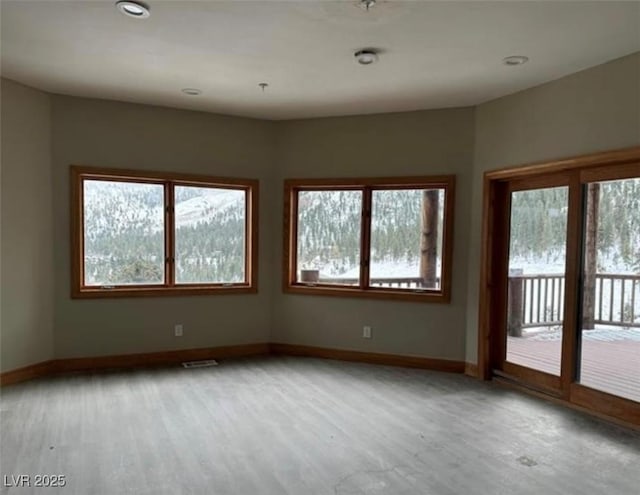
[174,188,244,228]
[84,180,245,234]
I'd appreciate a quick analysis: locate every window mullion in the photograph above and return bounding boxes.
[360,187,372,289]
[165,181,175,287]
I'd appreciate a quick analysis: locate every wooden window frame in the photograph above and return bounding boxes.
[71,165,259,298]
[283,175,455,303]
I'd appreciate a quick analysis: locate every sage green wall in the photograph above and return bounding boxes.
[465,52,640,362]
[51,96,277,358]
[272,109,475,361]
[1,79,54,372]
[2,51,637,371]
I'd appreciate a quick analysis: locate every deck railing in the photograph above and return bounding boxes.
[316,276,436,289]
[508,272,640,335]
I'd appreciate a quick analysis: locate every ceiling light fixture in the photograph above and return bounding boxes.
[503,55,529,66]
[181,88,202,96]
[355,49,379,65]
[116,1,150,19]
[359,0,377,11]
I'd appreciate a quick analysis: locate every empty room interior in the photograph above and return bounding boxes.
[1,1,640,493]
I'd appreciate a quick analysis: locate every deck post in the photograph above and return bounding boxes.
[508,269,524,337]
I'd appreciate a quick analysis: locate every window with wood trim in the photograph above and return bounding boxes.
[71,166,258,298]
[283,176,455,302]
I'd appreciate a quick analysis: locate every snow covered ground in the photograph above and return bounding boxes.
[510,251,639,276]
[338,260,441,279]
[523,326,640,342]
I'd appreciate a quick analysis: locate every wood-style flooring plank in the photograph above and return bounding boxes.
[1,356,639,494]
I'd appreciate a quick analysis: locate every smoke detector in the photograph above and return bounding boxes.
[355,49,379,65]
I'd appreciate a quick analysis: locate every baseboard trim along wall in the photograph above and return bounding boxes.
[0,360,57,386]
[0,343,270,386]
[271,343,466,373]
[1,342,471,386]
[464,362,478,377]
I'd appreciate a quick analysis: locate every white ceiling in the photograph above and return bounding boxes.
[2,1,639,120]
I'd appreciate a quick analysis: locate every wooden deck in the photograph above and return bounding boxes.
[507,336,640,402]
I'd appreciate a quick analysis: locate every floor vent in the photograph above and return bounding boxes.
[181,359,219,369]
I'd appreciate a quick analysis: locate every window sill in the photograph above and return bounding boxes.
[72,285,257,299]
[283,284,450,303]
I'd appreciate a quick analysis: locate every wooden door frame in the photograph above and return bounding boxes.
[477,146,640,425]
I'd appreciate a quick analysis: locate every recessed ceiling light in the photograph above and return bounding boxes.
[355,49,379,65]
[181,88,202,96]
[503,55,529,66]
[116,1,150,19]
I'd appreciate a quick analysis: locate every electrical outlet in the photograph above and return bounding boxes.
[174,324,183,337]
[363,326,372,339]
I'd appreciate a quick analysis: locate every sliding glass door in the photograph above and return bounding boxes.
[483,155,640,422]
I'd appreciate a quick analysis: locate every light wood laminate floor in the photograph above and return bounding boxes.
[1,356,639,494]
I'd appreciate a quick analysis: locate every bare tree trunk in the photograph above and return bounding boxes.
[420,190,439,288]
[583,183,599,330]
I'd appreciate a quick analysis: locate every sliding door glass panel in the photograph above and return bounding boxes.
[579,178,640,402]
[506,186,569,375]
